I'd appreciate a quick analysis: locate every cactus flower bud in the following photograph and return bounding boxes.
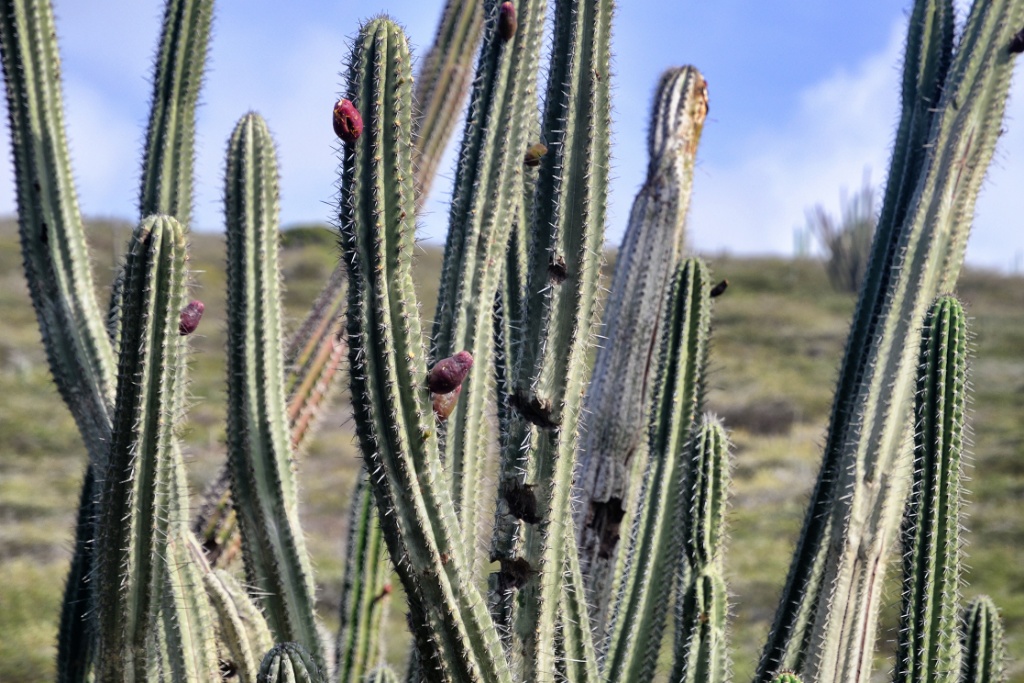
[426,350,473,393]
[524,142,548,167]
[179,299,205,335]
[498,2,517,42]
[432,385,462,421]
[333,98,363,143]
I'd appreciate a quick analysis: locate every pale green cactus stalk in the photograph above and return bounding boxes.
[756,0,1024,679]
[669,416,731,683]
[203,568,276,683]
[431,0,548,559]
[93,215,218,681]
[893,296,967,683]
[335,472,390,683]
[257,642,326,683]
[961,596,1007,683]
[224,112,323,666]
[363,666,401,683]
[412,0,484,208]
[573,66,709,626]
[339,18,512,683]
[601,258,712,683]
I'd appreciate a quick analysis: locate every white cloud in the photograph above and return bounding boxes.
[687,21,903,258]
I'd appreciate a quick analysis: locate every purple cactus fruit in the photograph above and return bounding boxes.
[426,350,474,394]
[710,279,728,298]
[333,98,363,143]
[498,2,517,42]
[432,384,463,421]
[179,299,205,336]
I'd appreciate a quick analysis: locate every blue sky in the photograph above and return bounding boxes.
[4,1,1024,270]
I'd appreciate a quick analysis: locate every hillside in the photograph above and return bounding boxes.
[1,218,1022,681]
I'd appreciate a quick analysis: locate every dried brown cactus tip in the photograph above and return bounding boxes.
[333,98,363,143]
[179,299,205,335]
[426,350,473,394]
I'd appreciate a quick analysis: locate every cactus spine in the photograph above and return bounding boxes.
[960,596,1007,683]
[893,296,967,683]
[574,66,709,626]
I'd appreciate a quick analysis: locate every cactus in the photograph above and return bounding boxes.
[893,296,967,683]
[961,596,1007,683]
[573,65,709,626]
[257,642,326,683]
[755,0,1024,679]
[601,259,712,683]
[669,417,732,683]
[5,0,1024,681]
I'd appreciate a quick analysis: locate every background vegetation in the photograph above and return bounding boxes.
[1,218,1021,682]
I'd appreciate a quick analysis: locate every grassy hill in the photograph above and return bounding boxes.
[1,218,1022,681]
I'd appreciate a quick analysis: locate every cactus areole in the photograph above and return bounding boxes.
[333,98,363,143]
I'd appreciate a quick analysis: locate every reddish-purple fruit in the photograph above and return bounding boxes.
[432,385,462,421]
[498,2,517,42]
[524,142,548,168]
[179,300,205,336]
[426,350,473,394]
[333,98,363,143]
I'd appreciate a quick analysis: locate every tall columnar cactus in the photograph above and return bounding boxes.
[669,417,732,683]
[94,215,218,681]
[574,66,709,626]
[5,0,1024,680]
[893,296,967,683]
[756,1,1024,679]
[601,258,712,683]
[224,112,323,666]
[960,596,1007,683]
[335,472,390,683]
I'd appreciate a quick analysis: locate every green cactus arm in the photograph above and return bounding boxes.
[573,65,709,626]
[0,0,116,463]
[487,0,613,679]
[204,568,276,683]
[668,417,731,683]
[336,472,390,683]
[670,571,730,683]
[601,259,711,683]
[91,215,188,679]
[137,0,213,225]
[55,465,98,683]
[757,0,1024,678]
[755,1,956,673]
[158,534,220,681]
[429,0,547,557]
[960,596,1006,683]
[893,296,967,683]
[257,642,327,683]
[561,527,600,683]
[223,112,323,663]
[340,18,511,683]
[365,666,402,683]
[412,0,484,208]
